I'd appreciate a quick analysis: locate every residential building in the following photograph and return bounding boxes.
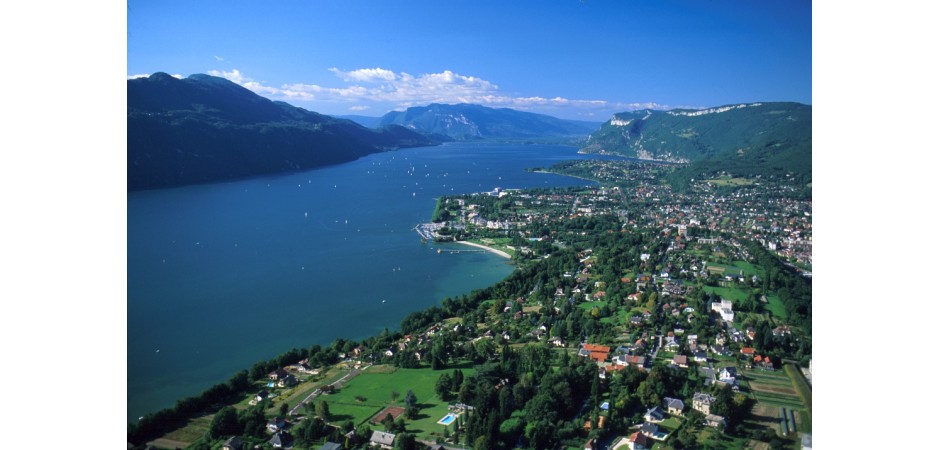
[693,392,716,414]
[663,397,684,415]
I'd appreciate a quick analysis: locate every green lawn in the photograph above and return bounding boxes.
[765,294,787,320]
[319,364,476,440]
[658,417,682,432]
[702,286,751,307]
[578,300,609,310]
[730,261,759,277]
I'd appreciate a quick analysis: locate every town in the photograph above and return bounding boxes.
[130,159,811,450]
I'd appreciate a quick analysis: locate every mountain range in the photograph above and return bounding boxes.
[376,103,600,142]
[127,73,436,191]
[581,102,812,186]
[128,73,809,191]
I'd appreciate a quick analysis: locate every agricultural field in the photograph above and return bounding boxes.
[148,414,213,449]
[743,370,803,408]
[741,368,811,434]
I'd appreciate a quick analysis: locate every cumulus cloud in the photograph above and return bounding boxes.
[329,67,397,82]
[204,66,675,116]
[207,69,249,84]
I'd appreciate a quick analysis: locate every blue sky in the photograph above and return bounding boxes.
[127,0,810,120]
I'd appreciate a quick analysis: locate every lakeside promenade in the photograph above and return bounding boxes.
[453,240,511,259]
[415,223,512,259]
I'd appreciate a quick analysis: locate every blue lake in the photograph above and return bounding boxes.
[127,143,608,421]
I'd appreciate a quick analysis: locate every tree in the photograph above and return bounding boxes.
[394,433,418,450]
[315,399,332,421]
[436,373,453,401]
[391,390,400,403]
[207,406,240,439]
[404,389,419,419]
[392,417,408,433]
[452,369,464,391]
[431,339,449,369]
[405,404,419,420]
[238,404,267,438]
[458,382,474,403]
[279,401,289,417]
[404,390,417,408]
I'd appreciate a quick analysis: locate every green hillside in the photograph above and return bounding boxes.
[581,102,811,189]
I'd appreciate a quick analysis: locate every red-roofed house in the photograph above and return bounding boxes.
[579,343,611,363]
[627,431,652,450]
[582,344,610,353]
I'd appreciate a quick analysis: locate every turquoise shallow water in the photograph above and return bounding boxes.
[127,143,605,421]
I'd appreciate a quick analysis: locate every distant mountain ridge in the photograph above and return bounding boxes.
[127,73,436,191]
[377,103,600,141]
[336,114,383,128]
[582,102,811,185]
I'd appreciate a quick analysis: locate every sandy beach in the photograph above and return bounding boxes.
[455,240,512,259]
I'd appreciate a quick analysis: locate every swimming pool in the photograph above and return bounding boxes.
[437,413,457,425]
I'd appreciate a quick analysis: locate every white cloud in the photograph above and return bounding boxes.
[204,67,675,117]
[214,55,225,61]
[329,67,397,82]
[613,102,673,111]
[207,69,249,84]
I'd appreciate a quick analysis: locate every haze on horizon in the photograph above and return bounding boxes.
[127,0,811,121]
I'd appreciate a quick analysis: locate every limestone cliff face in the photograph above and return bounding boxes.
[581,102,811,173]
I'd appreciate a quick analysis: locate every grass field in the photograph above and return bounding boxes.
[704,261,760,278]
[319,364,476,440]
[764,294,786,320]
[702,285,750,303]
[706,176,756,187]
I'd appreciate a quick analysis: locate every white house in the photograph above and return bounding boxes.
[711,299,735,322]
[693,392,716,415]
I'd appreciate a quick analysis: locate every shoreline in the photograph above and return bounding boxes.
[531,169,598,183]
[454,240,512,259]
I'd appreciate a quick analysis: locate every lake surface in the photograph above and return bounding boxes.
[127,143,609,421]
